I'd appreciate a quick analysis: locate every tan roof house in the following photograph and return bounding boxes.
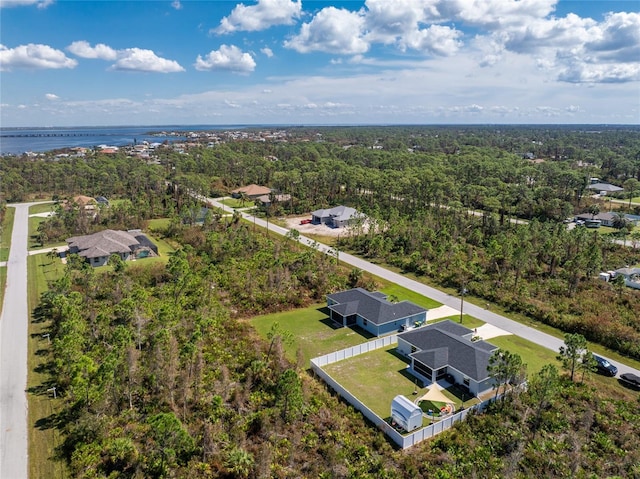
[231,184,272,199]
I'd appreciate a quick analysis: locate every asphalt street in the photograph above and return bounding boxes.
[0,202,33,479]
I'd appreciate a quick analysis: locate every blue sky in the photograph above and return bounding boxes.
[1,0,639,126]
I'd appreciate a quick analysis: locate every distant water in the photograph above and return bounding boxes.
[0,125,248,155]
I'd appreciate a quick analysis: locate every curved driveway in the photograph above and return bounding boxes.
[206,196,640,379]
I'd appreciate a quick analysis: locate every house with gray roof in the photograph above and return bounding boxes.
[326,288,428,336]
[397,320,499,397]
[587,182,623,195]
[67,229,158,267]
[312,205,364,228]
[613,267,640,290]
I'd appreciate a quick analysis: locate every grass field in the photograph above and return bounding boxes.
[323,346,478,421]
[1,206,15,262]
[27,253,69,478]
[251,305,368,366]
[220,197,249,209]
[29,203,55,215]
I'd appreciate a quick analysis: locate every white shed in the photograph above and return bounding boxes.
[391,395,423,432]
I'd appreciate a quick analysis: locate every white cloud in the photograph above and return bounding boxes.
[261,47,274,58]
[45,93,59,100]
[194,45,256,73]
[585,12,640,63]
[0,43,77,70]
[214,0,301,34]
[67,41,118,60]
[285,7,369,54]
[399,24,462,55]
[111,48,185,73]
[0,0,53,9]
[67,41,183,73]
[444,0,558,29]
[171,0,182,10]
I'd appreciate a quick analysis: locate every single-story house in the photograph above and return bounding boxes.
[397,320,498,397]
[575,212,640,228]
[311,205,363,228]
[326,288,428,337]
[587,182,623,195]
[256,193,291,207]
[67,229,158,267]
[613,267,640,290]
[231,184,272,199]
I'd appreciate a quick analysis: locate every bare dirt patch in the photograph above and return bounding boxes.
[284,215,369,237]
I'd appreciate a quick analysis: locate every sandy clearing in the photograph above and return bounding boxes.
[284,215,365,238]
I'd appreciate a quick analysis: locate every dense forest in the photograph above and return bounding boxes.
[2,125,640,477]
[35,221,640,478]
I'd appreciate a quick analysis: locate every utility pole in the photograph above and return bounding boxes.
[459,282,467,324]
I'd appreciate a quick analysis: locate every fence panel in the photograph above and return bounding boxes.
[311,338,509,449]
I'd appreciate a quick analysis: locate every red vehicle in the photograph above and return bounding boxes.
[300,219,312,225]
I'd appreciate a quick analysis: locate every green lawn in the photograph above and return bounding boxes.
[220,197,249,209]
[28,216,48,249]
[489,334,560,375]
[1,206,15,262]
[147,218,171,231]
[251,285,444,366]
[29,203,55,215]
[378,283,442,309]
[251,304,368,366]
[27,253,69,478]
[323,346,477,422]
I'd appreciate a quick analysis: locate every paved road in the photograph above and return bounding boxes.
[206,196,640,379]
[0,202,37,479]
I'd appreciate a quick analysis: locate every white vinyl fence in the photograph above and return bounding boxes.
[310,335,495,449]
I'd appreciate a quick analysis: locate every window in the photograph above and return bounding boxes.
[411,345,417,353]
[463,377,470,387]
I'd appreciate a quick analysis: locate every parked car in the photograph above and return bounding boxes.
[300,219,312,225]
[619,372,640,389]
[593,354,618,376]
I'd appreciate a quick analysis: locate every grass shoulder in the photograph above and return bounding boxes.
[1,206,15,262]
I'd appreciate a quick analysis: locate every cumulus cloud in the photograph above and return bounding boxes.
[399,24,462,55]
[285,7,369,54]
[0,43,77,70]
[194,45,256,73]
[261,47,274,58]
[67,41,117,60]
[111,48,185,73]
[171,0,182,10]
[45,93,59,100]
[214,0,301,34]
[67,41,183,73]
[0,0,53,8]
